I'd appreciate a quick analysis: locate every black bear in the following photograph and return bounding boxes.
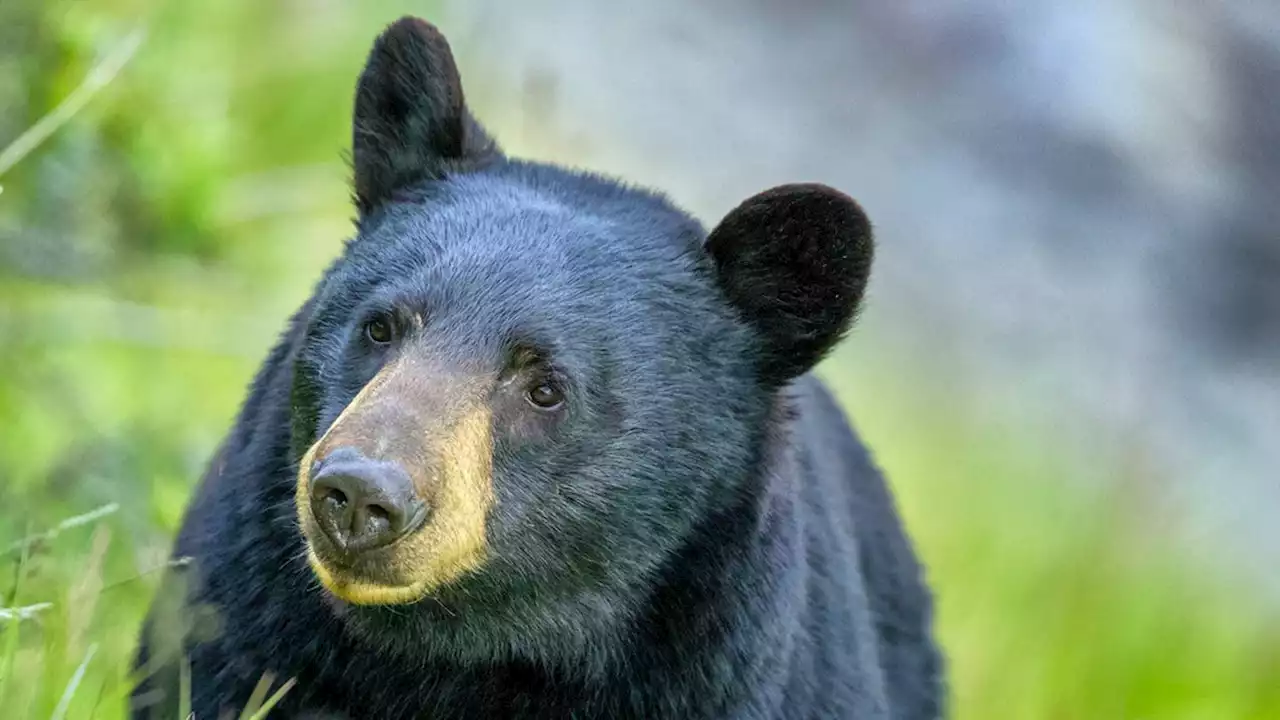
[133,16,943,720]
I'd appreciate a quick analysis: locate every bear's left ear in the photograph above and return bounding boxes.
[351,17,500,218]
[705,183,874,386]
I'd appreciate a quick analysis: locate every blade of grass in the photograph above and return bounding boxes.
[0,28,147,180]
[89,677,109,720]
[99,557,192,596]
[4,503,121,557]
[67,525,112,655]
[0,606,22,708]
[237,672,276,720]
[97,655,166,716]
[50,642,98,720]
[179,653,191,720]
[244,678,297,720]
[0,602,53,622]
[0,542,32,707]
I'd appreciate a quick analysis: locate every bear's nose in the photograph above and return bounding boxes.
[309,447,427,555]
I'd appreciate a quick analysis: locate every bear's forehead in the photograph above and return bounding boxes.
[356,170,706,287]
[337,170,715,331]
[366,179,603,265]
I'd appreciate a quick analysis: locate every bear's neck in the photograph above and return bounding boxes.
[604,392,811,715]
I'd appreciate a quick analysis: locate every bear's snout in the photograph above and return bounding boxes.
[293,355,496,606]
[309,447,428,556]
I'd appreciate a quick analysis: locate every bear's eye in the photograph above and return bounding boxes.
[525,381,564,410]
[364,314,395,345]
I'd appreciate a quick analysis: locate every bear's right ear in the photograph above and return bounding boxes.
[351,17,500,218]
[705,183,874,387]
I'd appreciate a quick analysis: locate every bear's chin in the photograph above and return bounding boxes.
[309,562,428,606]
[319,582,491,661]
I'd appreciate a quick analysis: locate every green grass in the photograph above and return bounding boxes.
[3,1,1279,718]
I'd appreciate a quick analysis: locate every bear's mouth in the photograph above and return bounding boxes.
[299,501,488,606]
[298,500,490,607]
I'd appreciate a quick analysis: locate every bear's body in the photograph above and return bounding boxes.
[134,18,943,720]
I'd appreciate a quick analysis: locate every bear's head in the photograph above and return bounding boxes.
[288,17,874,667]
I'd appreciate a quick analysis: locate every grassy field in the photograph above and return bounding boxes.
[2,1,1279,718]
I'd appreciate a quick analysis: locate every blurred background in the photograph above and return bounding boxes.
[2,0,1278,717]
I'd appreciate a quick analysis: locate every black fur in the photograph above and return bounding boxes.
[706,183,874,386]
[132,16,943,720]
[351,17,499,219]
